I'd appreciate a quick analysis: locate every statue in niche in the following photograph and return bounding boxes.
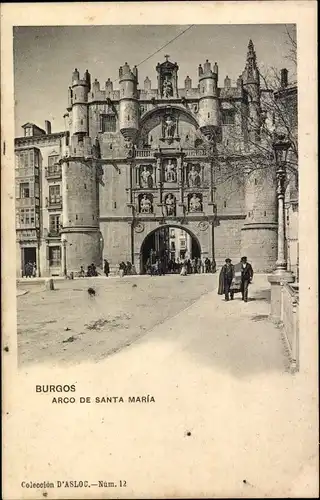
[164,159,177,183]
[162,77,173,98]
[164,115,175,138]
[140,166,153,188]
[140,194,152,214]
[188,165,201,188]
[165,193,176,216]
[189,193,202,213]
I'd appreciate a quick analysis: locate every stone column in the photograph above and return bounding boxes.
[268,165,294,321]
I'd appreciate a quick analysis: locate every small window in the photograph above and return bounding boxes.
[224,201,227,208]
[208,113,210,118]
[76,215,78,220]
[254,178,257,185]
[84,183,87,189]
[110,144,113,150]
[20,183,30,198]
[80,119,83,125]
[222,110,235,125]
[101,114,116,133]
[264,211,267,216]
[114,202,117,209]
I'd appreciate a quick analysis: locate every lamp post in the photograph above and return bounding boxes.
[272,132,292,275]
[268,132,294,320]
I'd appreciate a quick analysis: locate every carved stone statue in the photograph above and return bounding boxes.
[140,166,153,188]
[188,165,201,187]
[164,115,175,138]
[162,77,173,98]
[140,194,152,214]
[164,159,177,183]
[165,193,176,216]
[189,193,202,212]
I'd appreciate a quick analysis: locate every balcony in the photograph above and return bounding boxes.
[134,148,208,159]
[16,197,35,208]
[135,149,153,159]
[183,148,207,158]
[45,164,62,180]
[46,195,62,210]
[47,229,60,238]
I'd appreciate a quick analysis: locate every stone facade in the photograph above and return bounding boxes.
[15,40,298,276]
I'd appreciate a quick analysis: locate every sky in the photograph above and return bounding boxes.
[13,24,296,136]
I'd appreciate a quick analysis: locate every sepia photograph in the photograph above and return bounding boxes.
[15,23,300,368]
[2,2,318,499]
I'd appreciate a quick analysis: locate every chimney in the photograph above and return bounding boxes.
[45,120,51,134]
[280,68,288,88]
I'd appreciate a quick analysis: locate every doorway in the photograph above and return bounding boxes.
[22,247,36,276]
[140,226,201,274]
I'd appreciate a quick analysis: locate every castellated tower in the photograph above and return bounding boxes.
[119,62,139,142]
[198,60,220,137]
[240,41,278,272]
[60,68,101,273]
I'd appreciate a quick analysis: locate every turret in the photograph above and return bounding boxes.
[60,68,101,273]
[119,62,139,141]
[185,75,192,90]
[242,40,261,141]
[198,59,220,136]
[71,68,89,135]
[105,78,113,93]
[144,77,151,91]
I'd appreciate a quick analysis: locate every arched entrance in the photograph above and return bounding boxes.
[140,225,201,274]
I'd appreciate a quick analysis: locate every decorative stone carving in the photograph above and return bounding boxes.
[162,77,173,98]
[165,193,176,216]
[134,222,145,233]
[188,164,201,187]
[198,221,209,231]
[164,115,175,138]
[189,193,202,212]
[164,159,177,183]
[139,194,153,214]
[140,165,154,188]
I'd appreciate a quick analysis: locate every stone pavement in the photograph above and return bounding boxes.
[10,274,318,498]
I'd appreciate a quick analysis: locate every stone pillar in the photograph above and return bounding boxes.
[268,165,294,321]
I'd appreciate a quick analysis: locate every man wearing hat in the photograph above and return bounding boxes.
[240,256,254,302]
[218,258,235,301]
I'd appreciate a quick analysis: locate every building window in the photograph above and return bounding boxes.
[48,155,59,167]
[180,240,186,249]
[224,201,227,208]
[20,183,30,198]
[170,229,175,238]
[49,185,61,204]
[49,214,60,235]
[25,127,33,137]
[18,208,35,226]
[222,110,235,125]
[101,114,116,133]
[49,246,61,267]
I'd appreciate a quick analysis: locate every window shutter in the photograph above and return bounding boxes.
[29,182,34,198]
[15,183,20,199]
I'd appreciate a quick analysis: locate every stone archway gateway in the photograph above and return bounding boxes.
[139,224,202,274]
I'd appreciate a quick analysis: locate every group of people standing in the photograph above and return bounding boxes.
[24,261,37,278]
[118,261,137,277]
[218,256,254,302]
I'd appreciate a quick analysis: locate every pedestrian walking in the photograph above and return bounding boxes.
[239,256,254,302]
[218,258,235,301]
[104,259,110,277]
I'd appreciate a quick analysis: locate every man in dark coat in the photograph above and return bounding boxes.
[104,259,110,277]
[240,256,254,302]
[218,258,235,301]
